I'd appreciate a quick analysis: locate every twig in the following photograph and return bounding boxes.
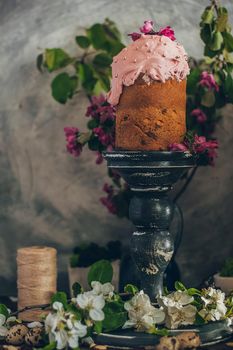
[10,303,51,316]
[174,167,198,203]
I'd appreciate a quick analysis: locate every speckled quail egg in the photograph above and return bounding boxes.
[25,327,42,346]
[5,324,28,345]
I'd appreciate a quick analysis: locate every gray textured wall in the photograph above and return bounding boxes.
[0,0,233,295]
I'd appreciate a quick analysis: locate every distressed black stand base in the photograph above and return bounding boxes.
[94,320,232,348]
[104,151,195,299]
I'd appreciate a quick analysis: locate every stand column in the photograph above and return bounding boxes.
[129,192,174,298]
[103,150,195,301]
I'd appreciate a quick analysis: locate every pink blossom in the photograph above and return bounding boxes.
[193,135,218,165]
[93,127,114,147]
[191,109,207,123]
[100,197,117,215]
[86,94,116,123]
[103,183,114,195]
[128,32,141,41]
[158,26,176,41]
[100,183,117,214]
[96,152,104,164]
[169,142,188,152]
[64,127,82,157]
[140,20,154,34]
[199,71,219,92]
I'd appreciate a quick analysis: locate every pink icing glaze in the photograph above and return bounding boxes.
[107,34,190,106]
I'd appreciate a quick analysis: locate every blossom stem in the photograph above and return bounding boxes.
[174,166,198,203]
[10,303,52,316]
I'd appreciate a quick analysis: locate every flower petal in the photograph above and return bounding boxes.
[55,330,68,350]
[89,308,105,321]
[76,293,89,309]
[0,314,6,327]
[53,302,64,312]
[74,321,87,338]
[0,326,7,337]
[92,295,105,310]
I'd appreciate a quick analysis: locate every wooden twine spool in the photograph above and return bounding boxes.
[17,246,57,321]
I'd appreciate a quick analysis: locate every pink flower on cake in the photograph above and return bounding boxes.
[128,32,141,41]
[140,20,154,34]
[64,127,82,157]
[158,26,176,41]
[199,71,219,92]
[191,109,207,123]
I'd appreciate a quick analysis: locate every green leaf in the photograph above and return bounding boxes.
[201,7,214,24]
[66,304,82,320]
[204,45,219,58]
[93,53,112,68]
[87,24,107,51]
[51,73,78,104]
[0,304,9,318]
[223,32,233,52]
[216,7,228,32]
[187,288,201,296]
[124,284,139,295]
[195,313,206,325]
[104,18,122,42]
[200,24,212,45]
[77,131,92,145]
[93,81,105,95]
[224,73,233,103]
[51,291,68,309]
[88,135,101,151]
[98,74,111,91]
[79,63,97,93]
[37,54,44,73]
[37,342,56,350]
[75,36,91,49]
[70,254,80,268]
[94,321,103,334]
[72,282,83,297]
[209,31,223,51]
[187,68,201,94]
[45,48,72,72]
[88,259,113,286]
[201,90,215,107]
[87,22,124,56]
[102,301,127,331]
[150,328,170,336]
[87,119,99,130]
[223,50,233,64]
[174,281,187,291]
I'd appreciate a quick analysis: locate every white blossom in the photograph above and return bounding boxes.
[158,290,197,329]
[0,313,17,337]
[123,291,165,331]
[44,302,87,349]
[159,291,194,308]
[76,291,105,321]
[0,314,7,337]
[199,287,227,322]
[27,321,43,328]
[91,281,114,298]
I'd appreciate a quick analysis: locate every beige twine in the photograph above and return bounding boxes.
[17,246,57,321]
